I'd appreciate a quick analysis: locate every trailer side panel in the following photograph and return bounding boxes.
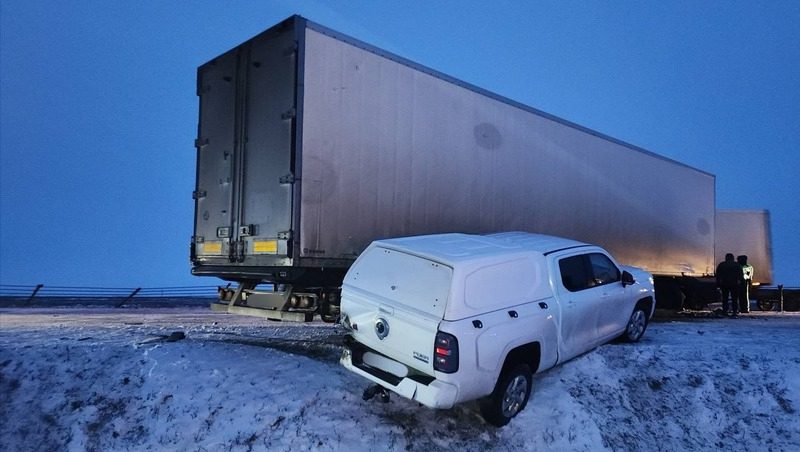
[298,27,715,276]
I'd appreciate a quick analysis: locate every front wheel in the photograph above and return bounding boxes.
[479,363,532,427]
[622,306,648,342]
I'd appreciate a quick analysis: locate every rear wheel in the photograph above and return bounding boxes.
[320,289,341,323]
[622,306,648,342]
[479,363,532,427]
[757,299,776,311]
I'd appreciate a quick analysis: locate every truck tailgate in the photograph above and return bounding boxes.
[342,286,441,376]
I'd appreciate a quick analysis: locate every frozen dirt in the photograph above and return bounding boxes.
[1,307,798,452]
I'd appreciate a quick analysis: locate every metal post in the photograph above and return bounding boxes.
[26,284,44,304]
[117,288,142,308]
[779,284,784,312]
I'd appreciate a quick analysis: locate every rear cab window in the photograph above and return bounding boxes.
[559,255,591,292]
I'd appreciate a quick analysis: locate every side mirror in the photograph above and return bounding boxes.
[621,271,635,287]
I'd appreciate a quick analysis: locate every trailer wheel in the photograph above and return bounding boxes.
[319,301,340,323]
[757,299,776,311]
[319,290,341,323]
[479,363,532,427]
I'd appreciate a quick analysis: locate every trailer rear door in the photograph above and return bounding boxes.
[194,24,298,265]
[194,50,237,260]
[237,28,297,262]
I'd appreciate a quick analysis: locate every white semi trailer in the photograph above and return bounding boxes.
[191,15,771,319]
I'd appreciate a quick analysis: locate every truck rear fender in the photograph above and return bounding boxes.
[493,322,559,376]
[503,342,541,375]
[473,305,559,388]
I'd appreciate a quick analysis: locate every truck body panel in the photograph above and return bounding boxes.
[193,15,718,289]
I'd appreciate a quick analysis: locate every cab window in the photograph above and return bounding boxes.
[559,252,620,292]
[589,253,620,286]
[588,253,620,286]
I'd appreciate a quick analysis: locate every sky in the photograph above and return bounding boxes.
[1,0,798,288]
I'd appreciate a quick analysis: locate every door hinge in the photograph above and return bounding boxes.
[193,190,207,200]
[278,230,293,240]
[279,173,296,184]
[281,108,296,120]
[195,138,209,149]
[284,42,299,57]
[239,224,256,237]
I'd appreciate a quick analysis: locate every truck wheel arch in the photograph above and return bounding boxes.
[500,342,541,375]
[620,297,654,343]
[637,296,655,316]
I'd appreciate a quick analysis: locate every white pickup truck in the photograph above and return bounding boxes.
[340,232,655,426]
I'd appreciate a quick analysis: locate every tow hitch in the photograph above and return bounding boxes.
[362,384,391,403]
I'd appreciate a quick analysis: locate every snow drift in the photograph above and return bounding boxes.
[1,308,798,451]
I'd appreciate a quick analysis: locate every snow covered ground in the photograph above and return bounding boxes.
[1,307,798,452]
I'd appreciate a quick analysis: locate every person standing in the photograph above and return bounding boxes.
[716,253,743,317]
[738,255,754,313]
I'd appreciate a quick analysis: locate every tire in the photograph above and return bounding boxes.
[321,314,338,323]
[320,300,340,323]
[622,305,648,342]
[757,299,776,311]
[479,363,532,427]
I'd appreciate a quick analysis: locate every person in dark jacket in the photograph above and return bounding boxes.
[716,253,744,316]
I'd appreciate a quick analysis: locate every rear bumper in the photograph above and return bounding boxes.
[191,264,348,286]
[210,301,310,322]
[340,344,458,409]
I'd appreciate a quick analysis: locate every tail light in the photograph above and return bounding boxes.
[433,331,459,373]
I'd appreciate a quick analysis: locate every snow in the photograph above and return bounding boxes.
[1,307,798,451]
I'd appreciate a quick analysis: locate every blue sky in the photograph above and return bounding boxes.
[1,1,798,287]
